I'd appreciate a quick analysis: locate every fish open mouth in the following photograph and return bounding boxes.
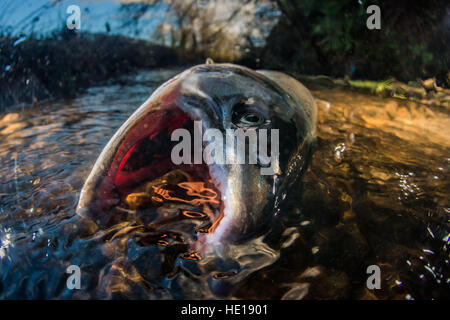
[87,105,223,230]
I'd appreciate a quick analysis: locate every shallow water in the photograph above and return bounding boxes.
[0,69,448,299]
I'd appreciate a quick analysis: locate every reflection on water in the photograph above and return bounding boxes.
[0,69,448,299]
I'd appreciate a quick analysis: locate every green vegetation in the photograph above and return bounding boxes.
[248,0,449,87]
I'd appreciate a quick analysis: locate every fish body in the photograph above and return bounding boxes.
[77,63,317,244]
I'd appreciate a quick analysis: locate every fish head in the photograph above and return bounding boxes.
[76,63,317,244]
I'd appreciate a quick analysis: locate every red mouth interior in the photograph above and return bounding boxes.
[96,107,222,221]
[114,108,189,192]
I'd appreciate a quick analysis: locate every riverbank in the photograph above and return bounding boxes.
[2,32,448,113]
[0,33,182,111]
[293,74,450,110]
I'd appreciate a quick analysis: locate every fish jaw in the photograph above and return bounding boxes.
[204,161,273,244]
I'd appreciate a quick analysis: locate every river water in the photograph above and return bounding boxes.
[0,69,448,299]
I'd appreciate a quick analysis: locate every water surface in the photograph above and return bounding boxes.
[0,69,448,299]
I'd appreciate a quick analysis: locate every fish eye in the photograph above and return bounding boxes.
[233,111,265,127]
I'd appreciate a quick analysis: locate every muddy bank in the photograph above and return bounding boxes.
[0,33,181,111]
[293,74,450,110]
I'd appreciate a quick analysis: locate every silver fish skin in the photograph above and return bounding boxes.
[76,63,317,244]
